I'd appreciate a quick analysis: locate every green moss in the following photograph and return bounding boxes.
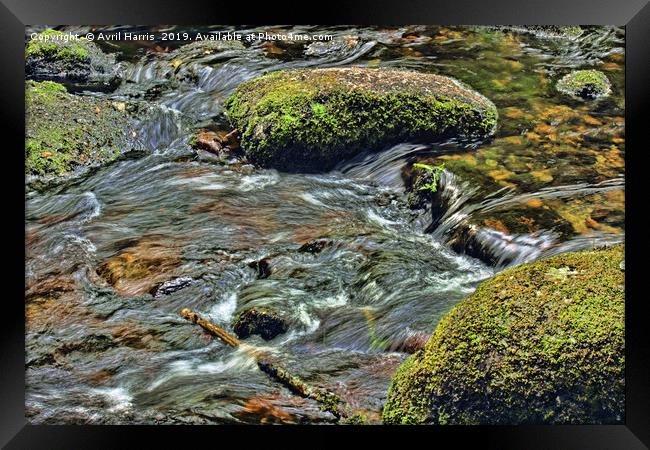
[25,79,67,95]
[556,70,611,100]
[26,29,118,86]
[340,414,369,425]
[26,29,90,62]
[383,245,625,424]
[25,81,133,180]
[225,68,497,171]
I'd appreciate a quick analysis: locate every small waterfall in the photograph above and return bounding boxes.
[428,175,625,267]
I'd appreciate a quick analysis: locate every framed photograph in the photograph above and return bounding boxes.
[2,0,648,447]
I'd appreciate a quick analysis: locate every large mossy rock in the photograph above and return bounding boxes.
[383,245,624,424]
[25,80,136,185]
[26,29,119,87]
[225,67,498,171]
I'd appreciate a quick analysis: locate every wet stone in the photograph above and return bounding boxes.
[233,307,289,341]
[95,236,184,297]
[248,258,272,279]
[150,276,194,298]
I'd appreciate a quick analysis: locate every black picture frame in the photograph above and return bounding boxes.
[2,0,648,448]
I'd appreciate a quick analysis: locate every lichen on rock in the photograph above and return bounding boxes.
[383,244,625,425]
[225,67,498,172]
[556,70,611,100]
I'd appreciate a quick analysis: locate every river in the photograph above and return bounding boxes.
[25,25,624,424]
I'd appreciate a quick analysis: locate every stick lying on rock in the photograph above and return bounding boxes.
[180,308,347,420]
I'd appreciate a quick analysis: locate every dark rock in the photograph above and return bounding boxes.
[248,258,272,279]
[298,239,331,254]
[406,172,435,210]
[233,307,288,341]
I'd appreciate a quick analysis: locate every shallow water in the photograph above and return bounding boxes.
[25,25,624,424]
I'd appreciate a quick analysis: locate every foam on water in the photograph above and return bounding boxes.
[208,292,239,324]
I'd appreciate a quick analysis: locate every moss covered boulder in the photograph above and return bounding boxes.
[225,67,498,171]
[383,245,624,424]
[26,81,136,186]
[556,70,611,100]
[26,29,119,87]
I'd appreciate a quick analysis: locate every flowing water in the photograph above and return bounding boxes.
[25,25,625,424]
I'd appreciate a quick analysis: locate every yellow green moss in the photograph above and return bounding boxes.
[556,70,611,100]
[26,29,118,86]
[383,245,625,425]
[26,29,90,62]
[25,80,133,180]
[225,68,497,171]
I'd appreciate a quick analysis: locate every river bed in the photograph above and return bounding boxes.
[25,25,624,424]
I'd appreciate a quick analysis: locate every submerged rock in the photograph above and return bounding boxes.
[406,100,625,264]
[383,245,625,425]
[96,236,184,297]
[25,81,137,188]
[556,70,611,100]
[225,67,498,171]
[384,331,430,354]
[26,29,120,88]
[233,307,288,341]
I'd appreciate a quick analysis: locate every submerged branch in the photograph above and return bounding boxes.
[180,308,348,420]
